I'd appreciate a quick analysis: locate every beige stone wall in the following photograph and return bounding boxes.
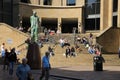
[96,28,120,53]
[98,0,120,53]
[19,1,84,18]
[100,0,113,30]
[34,7,82,18]
[0,23,28,50]
[19,3,82,18]
[76,0,85,6]
[19,3,83,32]
[29,0,39,5]
[118,0,120,27]
[52,0,62,6]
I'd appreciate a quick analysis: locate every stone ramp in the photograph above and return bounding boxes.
[0,23,29,61]
[0,23,29,49]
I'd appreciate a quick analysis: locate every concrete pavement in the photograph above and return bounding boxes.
[0,65,120,80]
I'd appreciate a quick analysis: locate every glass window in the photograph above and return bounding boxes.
[67,0,76,6]
[113,16,117,26]
[0,0,3,22]
[0,0,3,13]
[85,0,100,3]
[0,14,2,22]
[96,3,100,14]
[113,0,118,12]
[85,0,100,30]
[85,18,100,30]
[44,0,52,5]
[3,14,12,25]
[2,0,12,25]
[85,0,100,15]
[3,0,12,13]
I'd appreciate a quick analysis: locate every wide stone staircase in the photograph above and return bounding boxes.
[0,23,99,60]
[0,23,99,63]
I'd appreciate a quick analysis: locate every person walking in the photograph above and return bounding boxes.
[1,43,5,57]
[3,49,9,70]
[16,58,32,80]
[8,48,17,76]
[1,43,6,69]
[39,51,51,80]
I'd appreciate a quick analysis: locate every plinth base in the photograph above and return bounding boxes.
[26,42,41,69]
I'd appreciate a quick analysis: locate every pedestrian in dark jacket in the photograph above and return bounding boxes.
[3,49,9,70]
[8,48,17,76]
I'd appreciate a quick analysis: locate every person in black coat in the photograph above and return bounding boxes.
[3,49,9,70]
[8,48,17,75]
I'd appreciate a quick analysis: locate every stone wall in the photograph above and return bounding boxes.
[96,28,120,53]
[0,23,29,51]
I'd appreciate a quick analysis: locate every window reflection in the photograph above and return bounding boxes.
[85,0,100,15]
[85,0,100,30]
[67,0,76,6]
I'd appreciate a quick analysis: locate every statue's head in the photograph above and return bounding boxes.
[33,11,37,16]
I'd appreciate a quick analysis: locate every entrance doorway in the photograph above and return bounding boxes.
[62,18,78,33]
[41,18,57,32]
[22,17,30,32]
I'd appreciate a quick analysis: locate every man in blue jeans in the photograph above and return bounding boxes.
[39,51,51,80]
[8,48,17,76]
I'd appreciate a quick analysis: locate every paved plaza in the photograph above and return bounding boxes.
[0,65,120,80]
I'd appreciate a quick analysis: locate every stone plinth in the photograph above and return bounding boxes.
[26,42,41,69]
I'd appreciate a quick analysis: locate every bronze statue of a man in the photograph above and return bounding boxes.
[30,11,39,42]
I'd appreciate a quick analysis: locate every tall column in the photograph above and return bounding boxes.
[100,0,113,30]
[40,0,44,5]
[108,0,113,27]
[100,0,104,30]
[63,0,66,6]
[118,0,120,28]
